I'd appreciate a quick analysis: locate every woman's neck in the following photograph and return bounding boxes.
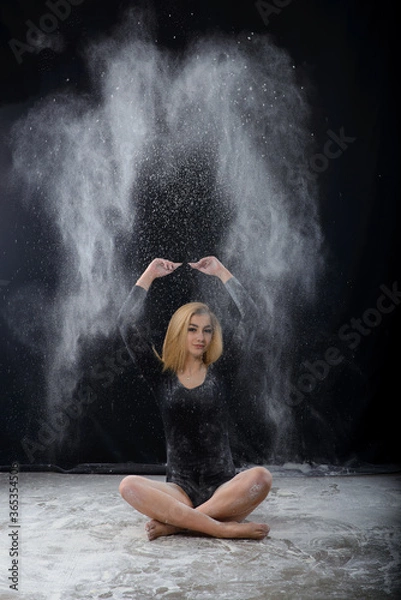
[178,358,207,388]
[182,356,205,374]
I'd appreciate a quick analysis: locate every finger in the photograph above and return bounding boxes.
[168,261,182,270]
[162,261,182,272]
[157,260,169,271]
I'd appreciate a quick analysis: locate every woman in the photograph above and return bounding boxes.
[118,256,272,541]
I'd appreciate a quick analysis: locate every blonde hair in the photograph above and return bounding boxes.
[159,302,223,373]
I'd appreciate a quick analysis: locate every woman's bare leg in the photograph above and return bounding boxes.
[147,467,272,540]
[119,473,270,541]
[198,467,272,522]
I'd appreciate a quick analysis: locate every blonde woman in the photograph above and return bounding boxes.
[118,256,272,541]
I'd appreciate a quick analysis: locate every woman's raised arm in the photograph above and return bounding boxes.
[118,259,182,378]
[189,255,259,348]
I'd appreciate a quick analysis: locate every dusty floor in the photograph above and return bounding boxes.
[0,468,400,599]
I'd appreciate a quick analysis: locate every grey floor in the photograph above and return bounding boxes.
[1,469,400,600]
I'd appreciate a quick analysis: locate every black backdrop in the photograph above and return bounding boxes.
[0,0,399,472]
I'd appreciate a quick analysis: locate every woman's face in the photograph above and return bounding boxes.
[186,313,213,360]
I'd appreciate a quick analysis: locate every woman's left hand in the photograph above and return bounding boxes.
[189,256,233,283]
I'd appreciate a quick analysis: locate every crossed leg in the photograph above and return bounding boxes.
[119,467,272,541]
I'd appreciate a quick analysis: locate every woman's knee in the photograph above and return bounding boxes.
[249,467,272,497]
[119,475,145,501]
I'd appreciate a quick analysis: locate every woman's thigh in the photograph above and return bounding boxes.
[197,467,272,521]
[120,475,194,507]
[216,467,272,494]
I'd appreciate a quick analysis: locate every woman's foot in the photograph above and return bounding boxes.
[145,519,184,541]
[220,521,270,540]
[145,518,270,541]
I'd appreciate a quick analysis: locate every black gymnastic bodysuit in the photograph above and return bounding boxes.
[118,277,258,507]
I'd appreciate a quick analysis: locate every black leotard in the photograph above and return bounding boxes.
[118,277,258,506]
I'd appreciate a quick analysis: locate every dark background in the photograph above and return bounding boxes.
[0,0,399,472]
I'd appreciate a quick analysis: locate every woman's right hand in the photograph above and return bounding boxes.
[136,258,182,290]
